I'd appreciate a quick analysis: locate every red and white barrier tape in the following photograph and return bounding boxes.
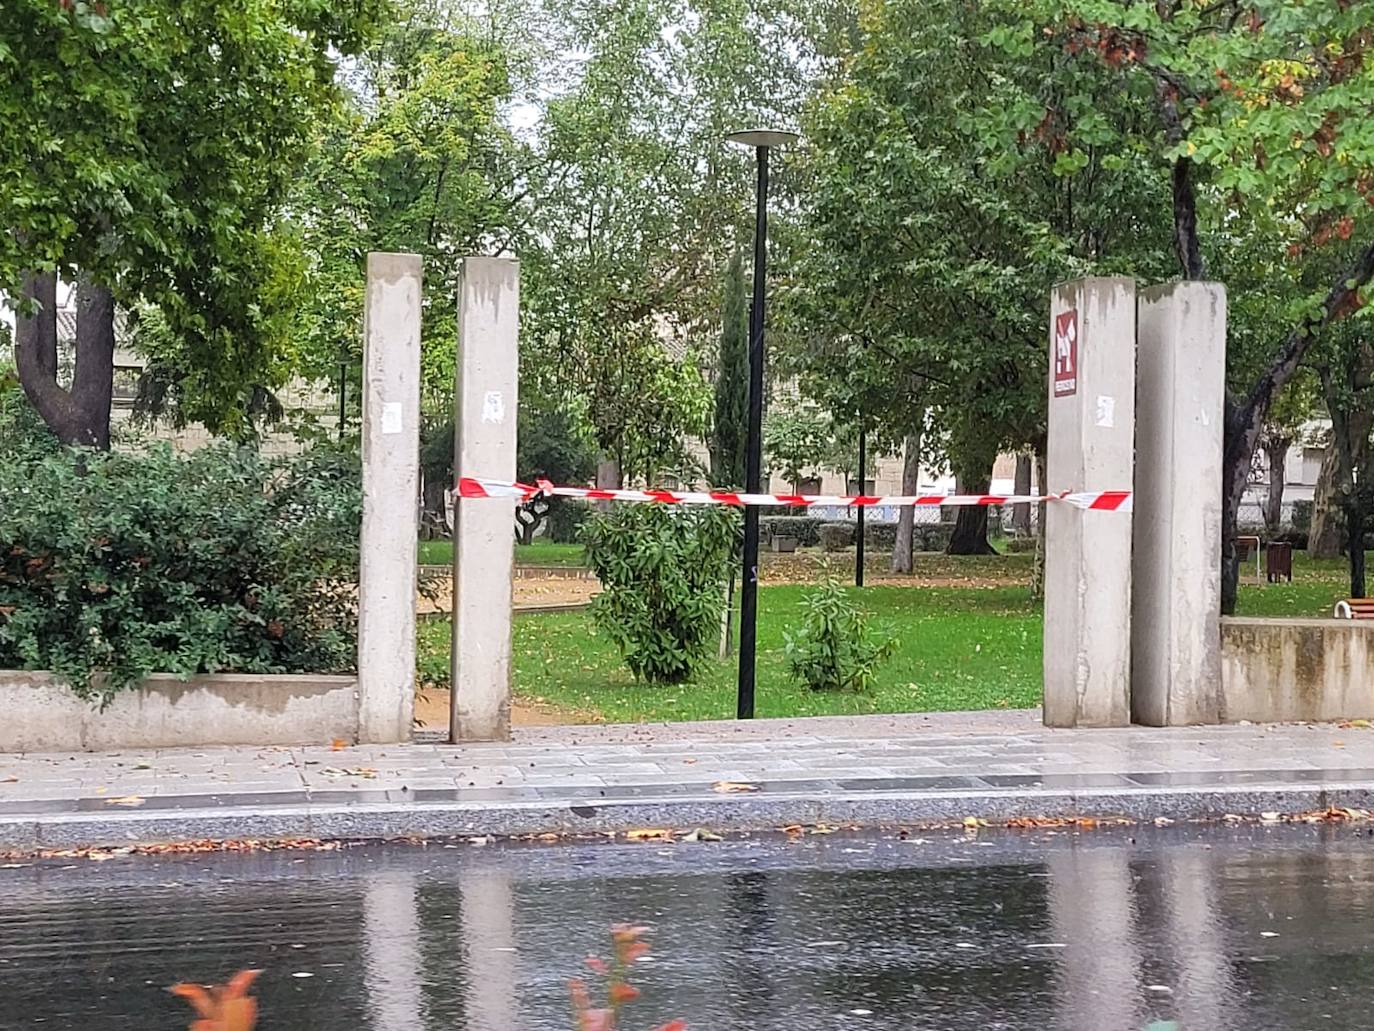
[457,478,1133,512]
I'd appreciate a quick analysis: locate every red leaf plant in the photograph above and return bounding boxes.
[569,925,686,1031]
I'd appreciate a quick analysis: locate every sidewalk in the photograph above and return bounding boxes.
[4,710,1374,851]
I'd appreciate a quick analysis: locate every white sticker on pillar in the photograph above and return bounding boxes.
[381,402,403,435]
[1095,395,1116,428]
[481,391,506,424]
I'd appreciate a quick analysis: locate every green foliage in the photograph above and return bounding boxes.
[784,579,896,692]
[0,371,62,465]
[711,252,750,488]
[580,505,737,684]
[294,10,519,419]
[546,500,592,545]
[1,0,384,434]
[0,443,361,703]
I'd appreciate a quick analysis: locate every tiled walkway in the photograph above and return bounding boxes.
[4,711,1374,850]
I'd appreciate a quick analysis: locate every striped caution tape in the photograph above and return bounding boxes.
[456,478,1132,513]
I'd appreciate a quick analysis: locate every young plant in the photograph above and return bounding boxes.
[569,925,685,1031]
[784,578,896,692]
[581,505,737,684]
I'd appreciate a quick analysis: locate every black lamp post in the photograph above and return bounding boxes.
[855,421,866,588]
[727,128,797,720]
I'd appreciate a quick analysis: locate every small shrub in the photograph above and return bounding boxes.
[784,579,895,692]
[819,522,854,552]
[0,441,360,703]
[581,505,737,684]
[759,514,823,547]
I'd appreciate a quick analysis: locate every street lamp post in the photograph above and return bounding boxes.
[727,128,797,721]
[855,422,866,588]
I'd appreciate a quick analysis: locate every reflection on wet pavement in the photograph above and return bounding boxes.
[3,824,1374,1030]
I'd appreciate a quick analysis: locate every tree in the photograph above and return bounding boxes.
[1255,374,1319,535]
[1310,322,1374,597]
[786,0,1173,567]
[514,407,598,543]
[2,0,383,446]
[994,0,1374,613]
[711,252,750,489]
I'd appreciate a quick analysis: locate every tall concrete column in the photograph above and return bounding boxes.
[359,252,422,744]
[1132,282,1226,726]
[451,257,519,742]
[1044,277,1136,727]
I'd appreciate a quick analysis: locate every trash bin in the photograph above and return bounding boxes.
[1266,541,1293,583]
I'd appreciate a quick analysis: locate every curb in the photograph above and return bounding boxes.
[4,780,1373,852]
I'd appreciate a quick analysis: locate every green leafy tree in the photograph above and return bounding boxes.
[989,0,1374,611]
[786,0,1174,560]
[711,252,750,489]
[2,0,383,446]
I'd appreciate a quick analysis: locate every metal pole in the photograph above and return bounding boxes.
[855,423,866,588]
[737,145,769,721]
[338,362,348,441]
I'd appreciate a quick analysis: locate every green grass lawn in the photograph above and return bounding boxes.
[416,538,586,567]
[416,548,1369,723]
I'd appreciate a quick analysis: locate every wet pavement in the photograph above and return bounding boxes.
[8,715,1374,849]
[4,824,1374,1030]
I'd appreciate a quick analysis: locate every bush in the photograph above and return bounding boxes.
[784,579,896,692]
[759,515,823,547]
[819,522,854,552]
[580,505,737,684]
[546,498,592,544]
[0,442,361,703]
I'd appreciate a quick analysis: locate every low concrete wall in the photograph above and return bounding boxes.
[1220,618,1374,723]
[0,671,360,752]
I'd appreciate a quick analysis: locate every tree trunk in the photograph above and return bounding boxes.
[1261,435,1290,536]
[1012,452,1032,536]
[946,474,997,556]
[1310,444,1345,558]
[1030,447,1047,600]
[14,273,115,448]
[1349,503,1367,599]
[890,431,921,574]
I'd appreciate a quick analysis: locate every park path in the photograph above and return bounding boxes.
[4,711,1374,852]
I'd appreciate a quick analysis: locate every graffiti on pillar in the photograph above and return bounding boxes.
[1054,310,1078,397]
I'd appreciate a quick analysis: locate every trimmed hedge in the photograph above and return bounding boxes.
[760,516,948,553]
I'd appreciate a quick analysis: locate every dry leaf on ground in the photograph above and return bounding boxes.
[104,795,146,807]
[711,781,760,793]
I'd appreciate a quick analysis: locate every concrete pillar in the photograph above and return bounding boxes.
[358,252,422,744]
[451,257,519,742]
[1132,282,1226,726]
[1044,277,1136,727]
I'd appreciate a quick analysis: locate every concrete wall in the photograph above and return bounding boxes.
[0,672,359,753]
[1220,618,1374,723]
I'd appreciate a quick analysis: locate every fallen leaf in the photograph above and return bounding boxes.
[105,795,146,807]
[1,776,16,784]
[681,828,722,843]
[331,739,348,751]
[712,781,760,793]
[624,828,674,842]
[1260,812,1281,823]
[1339,719,1371,729]
[962,816,981,829]
[322,767,377,779]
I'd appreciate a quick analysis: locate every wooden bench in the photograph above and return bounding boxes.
[1334,599,1374,620]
